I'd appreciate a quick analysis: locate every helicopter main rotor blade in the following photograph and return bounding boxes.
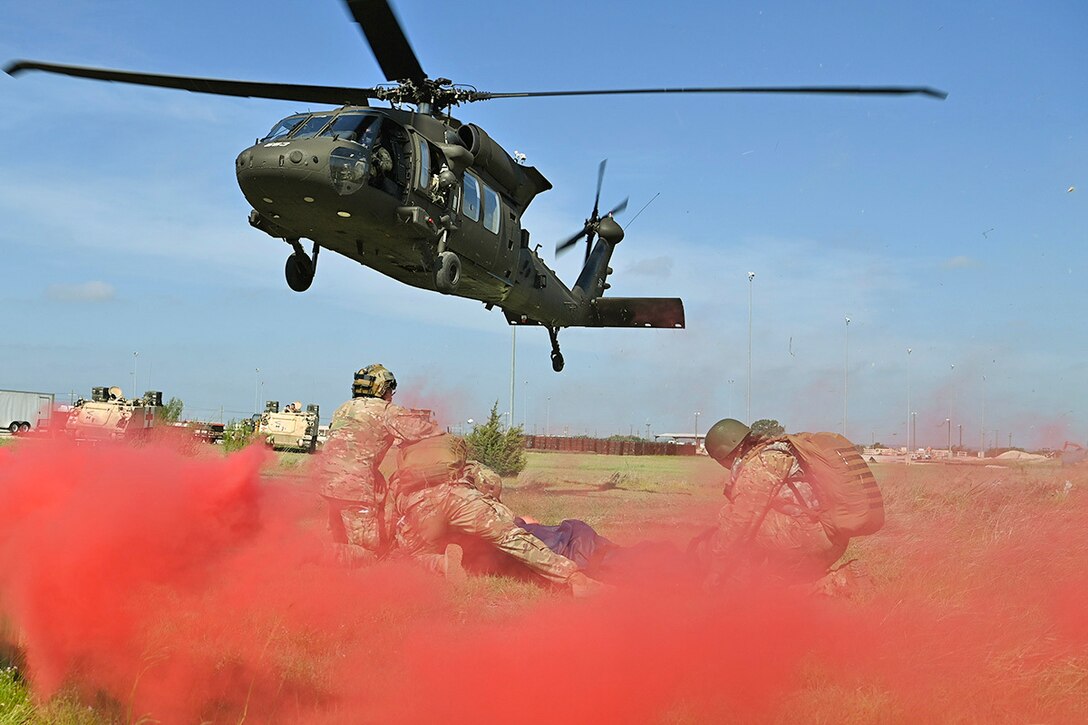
[474,85,948,101]
[4,60,383,106]
[345,0,426,85]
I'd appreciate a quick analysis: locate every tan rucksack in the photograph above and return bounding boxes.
[392,433,467,492]
[784,432,884,537]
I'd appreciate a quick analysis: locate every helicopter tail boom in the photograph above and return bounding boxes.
[588,297,685,329]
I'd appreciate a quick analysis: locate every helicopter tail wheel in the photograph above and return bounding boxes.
[547,326,564,372]
[285,251,314,292]
[435,251,461,294]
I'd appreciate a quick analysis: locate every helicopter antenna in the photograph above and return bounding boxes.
[625,192,660,231]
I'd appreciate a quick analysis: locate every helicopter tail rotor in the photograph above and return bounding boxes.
[556,160,628,264]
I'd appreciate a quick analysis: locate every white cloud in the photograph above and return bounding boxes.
[46,281,116,302]
[943,255,980,269]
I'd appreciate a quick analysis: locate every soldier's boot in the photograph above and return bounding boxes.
[442,543,466,583]
[569,571,610,598]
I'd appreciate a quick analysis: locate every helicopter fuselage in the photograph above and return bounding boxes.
[237,105,590,326]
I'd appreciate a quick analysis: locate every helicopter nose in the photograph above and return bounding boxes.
[236,143,327,188]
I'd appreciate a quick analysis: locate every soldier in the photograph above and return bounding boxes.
[321,364,600,595]
[317,364,442,566]
[700,418,884,585]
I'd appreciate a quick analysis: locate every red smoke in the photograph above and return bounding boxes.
[0,439,1086,722]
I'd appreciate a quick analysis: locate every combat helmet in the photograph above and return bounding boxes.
[352,364,397,399]
[704,418,751,465]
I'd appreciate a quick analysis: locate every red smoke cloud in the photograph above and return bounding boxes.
[0,439,1086,722]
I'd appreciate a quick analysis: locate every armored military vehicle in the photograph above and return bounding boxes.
[66,386,163,442]
[257,400,320,453]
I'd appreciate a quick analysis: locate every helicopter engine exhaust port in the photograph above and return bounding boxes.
[434,251,461,294]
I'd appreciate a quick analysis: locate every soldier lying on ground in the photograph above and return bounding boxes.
[317,363,602,596]
[695,418,885,589]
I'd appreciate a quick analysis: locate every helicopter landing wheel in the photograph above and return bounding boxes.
[435,251,461,294]
[547,326,564,372]
[285,251,314,292]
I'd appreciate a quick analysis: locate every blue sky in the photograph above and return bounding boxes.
[0,0,1084,449]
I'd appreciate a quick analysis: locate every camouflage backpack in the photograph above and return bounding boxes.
[784,432,885,538]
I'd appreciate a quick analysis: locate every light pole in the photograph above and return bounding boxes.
[747,272,755,424]
[945,418,951,457]
[905,348,913,455]
[694,411,701,446]
[645,421,651,441]
[545,397,550,437]
[728,379,735,419]
[509,327,516,430]
[843,316,850,437]
[911,411,917,452]
[980,374,986,458]
[132,351,139,398]
[254,367,260,414]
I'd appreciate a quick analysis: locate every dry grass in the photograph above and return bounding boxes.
[4,451,1088,722]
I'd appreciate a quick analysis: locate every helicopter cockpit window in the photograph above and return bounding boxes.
[463,173,481,222]
[291,114,335,140]
[262,114,307,142]
[482,184,501,235]
[319,112,378,143]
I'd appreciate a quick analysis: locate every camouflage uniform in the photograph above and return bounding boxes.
[711,440,848,581]
[461,460,503,500]
[393,479,580,586]
[318,397,441,556]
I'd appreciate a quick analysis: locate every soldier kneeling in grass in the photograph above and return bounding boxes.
[697,418,885,591]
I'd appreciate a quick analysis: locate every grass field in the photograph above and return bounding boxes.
[1,445,1086,723]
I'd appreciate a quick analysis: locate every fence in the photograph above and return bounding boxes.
[523,435,698,456]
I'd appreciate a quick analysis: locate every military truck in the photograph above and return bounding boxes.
[256,400,320,452]
[66,386,163,442]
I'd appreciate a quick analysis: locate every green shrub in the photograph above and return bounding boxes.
[465,402,526,476]
[222,418,257,453]
[158,397,184,424]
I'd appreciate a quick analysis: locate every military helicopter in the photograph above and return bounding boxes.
[5,0,944,372]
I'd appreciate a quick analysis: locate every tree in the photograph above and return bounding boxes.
[465,402,526,476]
[159,396,184,423]
[750,418,785,439]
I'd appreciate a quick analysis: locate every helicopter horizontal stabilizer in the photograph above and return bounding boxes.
[589,297,685,329]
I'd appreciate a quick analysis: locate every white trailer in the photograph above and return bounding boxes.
[0,389,55,433]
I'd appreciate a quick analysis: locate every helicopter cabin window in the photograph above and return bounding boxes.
[462,173,481,222]
[262,114,307,142]
[291,114,336,140]
[417,137,430,190]
[319,112,378,143]
[482,184,501,235]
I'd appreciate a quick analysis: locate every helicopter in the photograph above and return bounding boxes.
[5,0,945,372]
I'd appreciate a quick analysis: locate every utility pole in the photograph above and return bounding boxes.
[946,418,952,457]
[747,271,755,424]
[906,347,912,459]
[254,367,261,415]
[132,351,139,398]
[694,411,701,446]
